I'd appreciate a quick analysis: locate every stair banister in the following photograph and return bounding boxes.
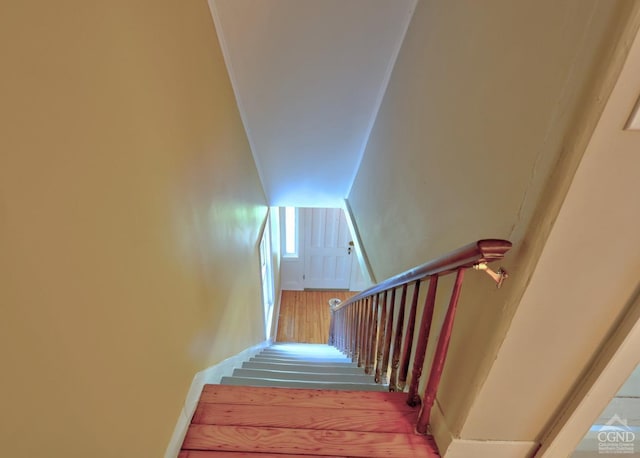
[329,239,512,435]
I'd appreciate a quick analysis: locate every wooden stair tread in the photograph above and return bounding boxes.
[179,451,331,458]
[200,385,415,412]
[182,385,439,457]
[182,424,437,458]
[231,368,375,379]
[193,403,417,433]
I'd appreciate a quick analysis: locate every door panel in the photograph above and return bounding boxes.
[303,208,353,289]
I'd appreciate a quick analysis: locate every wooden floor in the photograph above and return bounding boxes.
[276,290,356,344]
[179,385,440,457]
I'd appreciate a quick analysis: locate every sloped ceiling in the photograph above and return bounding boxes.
[209,0,417,207]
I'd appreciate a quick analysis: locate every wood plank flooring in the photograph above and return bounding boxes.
[180,385,440,458]
[276,290,356,344]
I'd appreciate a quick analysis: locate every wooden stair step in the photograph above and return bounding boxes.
[219,376,387,391]
[183,386,439,458]
[200,385,413,411]
[231,368,376,383]
[251,355,355,364]
[257,354,350,361]
[242,361,365,374]
[179,451,329,458]
[192,403,417,434]
[259,350,347,358]
[182,424,437,458]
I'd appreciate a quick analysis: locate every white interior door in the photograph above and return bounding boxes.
[303,208,353,289]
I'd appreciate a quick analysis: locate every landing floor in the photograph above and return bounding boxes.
[276,290,356,343]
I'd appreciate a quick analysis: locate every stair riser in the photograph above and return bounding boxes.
[250,356,358,366]
[232,368,377,383]
[242,361,365,374]
[220,376,388,391]
[261,347,347,354]
[221,344,388,392]
[256,351,352,359]
[261,349,348,358]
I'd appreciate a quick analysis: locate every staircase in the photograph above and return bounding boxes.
[220,343,387,391]
[179,343,440,457]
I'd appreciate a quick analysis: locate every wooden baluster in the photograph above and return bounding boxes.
[329,309,335,346]
[345,304,353,358]
[380,287,396,385]
[365,294,379,374]
[366,296,375,370]
[398,280,421,391]
[374,290,388,383]
[361,297,372,371]
[352,302,360,362]
[360,299,368,370]
[389,284,408,391]
[329,310,339,346]
[339,309,344,349]
[336,310,340,349]
[328,307,336,346]
[340,309,345,350]
[358,299,368,368]
[351,305,356,357]
[338,309,347,352]
[407,275,438,406]
[338,307,344,352]
[344,306,351,357]
[342,307,351,356]
[353,301,360,363]
[417,268,466,434]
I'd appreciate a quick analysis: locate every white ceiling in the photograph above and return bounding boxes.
[209,0,417,207]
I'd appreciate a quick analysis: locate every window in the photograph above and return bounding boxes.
[281,206,299,258]
[259,219,274,338]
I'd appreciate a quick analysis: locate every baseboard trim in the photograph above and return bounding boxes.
[164,339,272,458]
[429,398,455,453]
[444,439,538,458]
[429,399,537,458]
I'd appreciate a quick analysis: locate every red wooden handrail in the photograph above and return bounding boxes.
[333,239,511,312]
[328,239,512,438]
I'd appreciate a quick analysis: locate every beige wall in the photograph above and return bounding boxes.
[0,2,266,457]
[348,0,635,447]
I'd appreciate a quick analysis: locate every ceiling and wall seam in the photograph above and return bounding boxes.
[345,0,418,200]
[207,0,271,203]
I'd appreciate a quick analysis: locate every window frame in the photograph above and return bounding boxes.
[280,206,299,258]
